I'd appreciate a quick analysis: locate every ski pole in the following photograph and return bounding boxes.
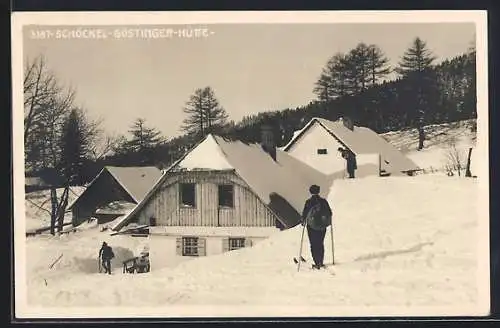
[330,223,335,265]
[296,222,307,272]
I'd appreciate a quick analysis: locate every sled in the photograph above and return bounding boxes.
[122,253,150,274]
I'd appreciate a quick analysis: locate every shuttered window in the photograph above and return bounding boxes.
[177,236,207,257]
[180,183,196,207]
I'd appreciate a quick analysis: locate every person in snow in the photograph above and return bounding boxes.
[338,147,357,178]
[301,184,333,270]
[99,242,115,274]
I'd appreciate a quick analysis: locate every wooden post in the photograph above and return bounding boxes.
[465,147,473,177]
[378,154,381,177]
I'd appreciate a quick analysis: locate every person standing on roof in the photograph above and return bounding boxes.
[338,147,357,178]
[99,242,115,274]
[302,184,333,270]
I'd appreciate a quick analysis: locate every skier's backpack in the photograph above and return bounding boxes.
[110,248,115,259]
[306,199,332,230]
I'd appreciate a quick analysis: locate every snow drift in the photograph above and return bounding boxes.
[21,174,486,317]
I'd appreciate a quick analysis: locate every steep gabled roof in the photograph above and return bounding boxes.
[284,117,420,173]
[105,166,163,202]
[214,136,332,228]
[112,134,333,231]
[68,166,162,210]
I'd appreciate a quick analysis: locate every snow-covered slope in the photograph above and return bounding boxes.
[19,119,486,317]
[382,119,477,174]
[21,174,486,317]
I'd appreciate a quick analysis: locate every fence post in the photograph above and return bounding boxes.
[465,147,473,177]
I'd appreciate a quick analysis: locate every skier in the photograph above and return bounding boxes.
[338,147,357,178]
[301,184,333,270]
[98,242,115,274]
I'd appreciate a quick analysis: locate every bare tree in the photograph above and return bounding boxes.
[24,55,76,172]
[445,138,465,177]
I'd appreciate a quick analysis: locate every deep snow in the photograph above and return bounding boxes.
[20,174,487,317]
[18,119,488,318]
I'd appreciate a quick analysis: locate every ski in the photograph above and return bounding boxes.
[293,256,307,264]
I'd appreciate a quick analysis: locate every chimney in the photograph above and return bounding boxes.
[342,116,354,131]
[261,124,277,161]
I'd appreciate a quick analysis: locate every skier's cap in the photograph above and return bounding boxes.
[309,184,320,195]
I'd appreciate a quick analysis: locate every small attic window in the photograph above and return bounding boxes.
[180,183,196,207]
[317,148,328,155]
[218,184,234,208]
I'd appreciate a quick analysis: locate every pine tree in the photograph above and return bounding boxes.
[313,53,349,101]
[397,37,437,149]
[58,108,88,185]
[182,86,228,138]
[396,37,436,77]
[125,118,163,152]
[346,43,371,93]
[368,44,392,85]
[119,118,164,165]
[314,44,391,103]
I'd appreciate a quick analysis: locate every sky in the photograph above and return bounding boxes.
[23,23,475,138]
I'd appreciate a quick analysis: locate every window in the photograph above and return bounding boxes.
[229,238,246,251]
[317,148,328,155]
[176,236,206,256]
[218,184,234,208]
[180,183,196,207]
[182,237,199,256]
[223,237,251,252]
[149,217,157,226]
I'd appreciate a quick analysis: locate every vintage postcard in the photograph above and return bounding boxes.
[12,11,489,319]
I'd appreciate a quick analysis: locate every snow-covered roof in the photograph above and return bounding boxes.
[176,134,233,170]
[68,166,162,209]
[105,166,163,202]
[112,134,333,231]
[284,117,420,173]
[95,200,136,215]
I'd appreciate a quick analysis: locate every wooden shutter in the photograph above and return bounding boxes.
[244,238,253,248]
[176,237,183,256]
[198,237,207,256]
[222,238,230,253]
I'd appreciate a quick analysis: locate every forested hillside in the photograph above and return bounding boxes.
[24,37,476,185]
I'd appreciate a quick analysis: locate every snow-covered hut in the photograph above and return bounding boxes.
[68,166,162,226]
[111,128,332,268]
[283,117,420,177]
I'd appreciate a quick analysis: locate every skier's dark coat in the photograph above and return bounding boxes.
[301,194,333,268]
[99,243,114,274]
[343,150,357,172]
[302,195,332,223]
[99,244,114,260]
